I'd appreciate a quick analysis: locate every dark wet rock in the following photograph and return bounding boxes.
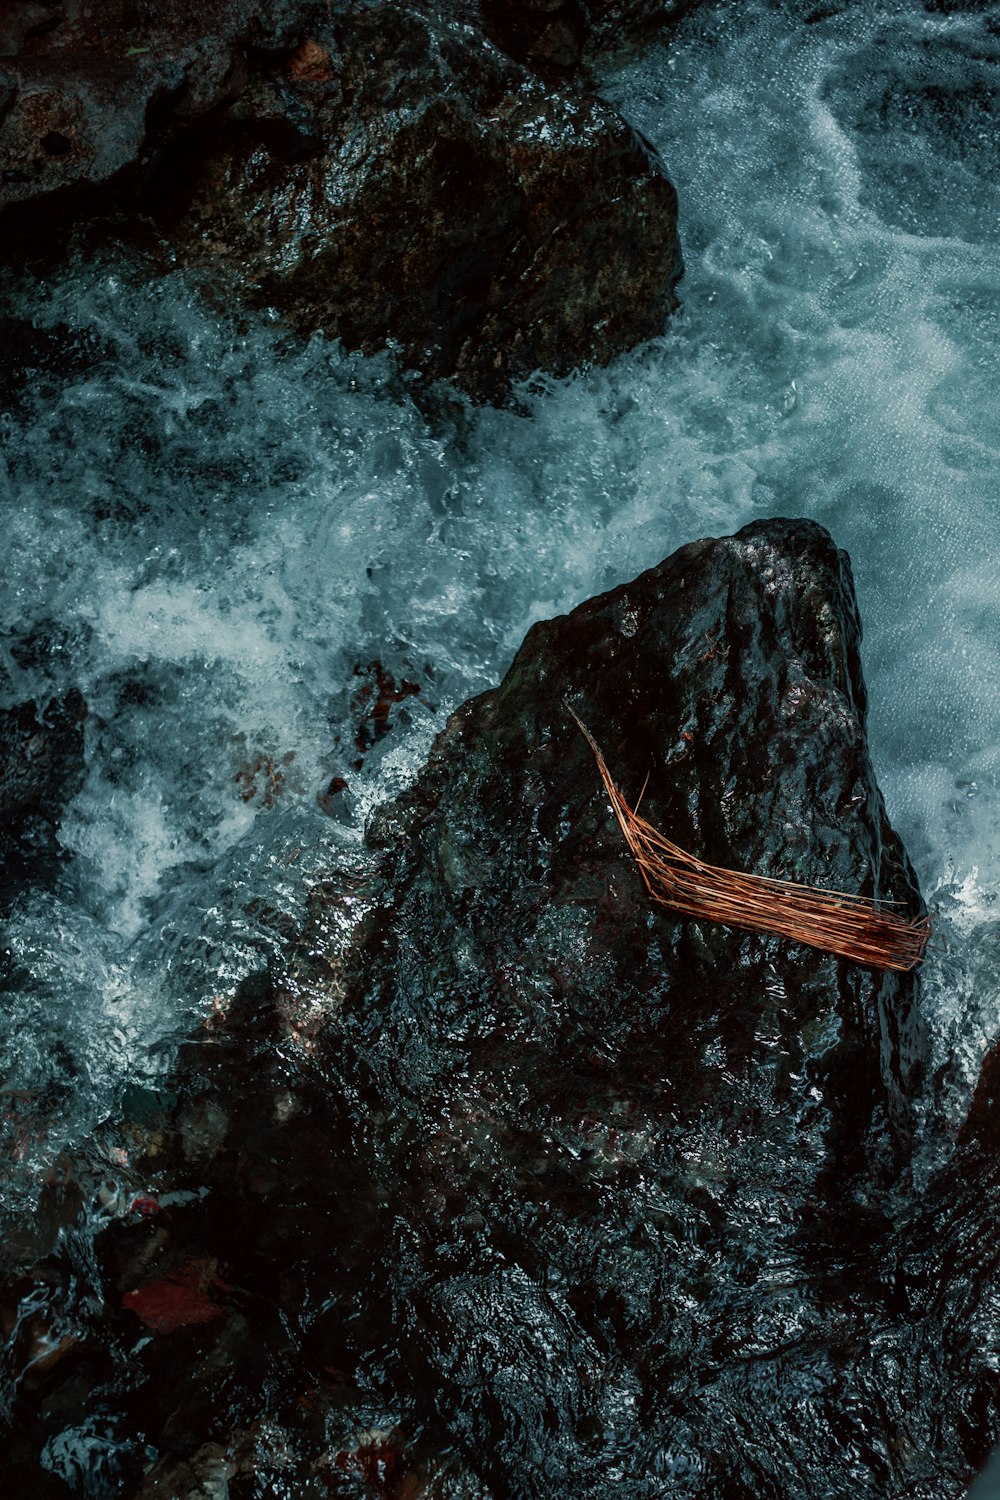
[0,687,87,883]
[0,318,111,411]
[960,1039,1000,1151]
[0,2,682,400]
[364,514,925,1147]
[1,7,222,213]
[0,0,690,210]
[152,4,681,400]
[480,0,696,73]
[2,520,966,1498]
[0,0,287,214]
[333,517,927,1492]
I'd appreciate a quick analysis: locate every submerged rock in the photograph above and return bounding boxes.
[0,687,87,887]
[4,520,973,1499]
[964,1041,1000,1151]
[0,319,110,412]
[0,0,683,400]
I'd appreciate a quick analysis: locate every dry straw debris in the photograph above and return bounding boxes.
[568,706,929,973]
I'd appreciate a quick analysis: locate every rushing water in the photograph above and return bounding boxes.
[0,0,999,1466]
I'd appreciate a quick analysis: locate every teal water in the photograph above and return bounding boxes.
[1,0,998,1218]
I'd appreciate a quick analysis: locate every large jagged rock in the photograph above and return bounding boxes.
[0,0,683,400]
[0,0,689,210]
[1,520,953,1499]
[28,517,1000,1497]
[148,3,681,400]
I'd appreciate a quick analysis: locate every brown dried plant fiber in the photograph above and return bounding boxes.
[567,706,929,973]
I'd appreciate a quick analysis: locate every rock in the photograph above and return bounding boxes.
[965,1049,1000,1146]
[151,3,682,400]
[0,521,943,1495]
[365,513,924,1143]
[960,1034,1000,1154]
[342,516,926,1490]
[0,0,258,214]
[0,0,692,209]
[0,318,110,411]
[0,1,682,400]
[0,687,87,888]
[479,0,696,73]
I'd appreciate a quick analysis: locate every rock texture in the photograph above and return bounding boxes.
[0,0,684,400]
[153,5,680,400]
[0,687,87,893]
[480,0,696,73]
[0,317,110,412]
[0,0,265,211]
[3,520,974,1500]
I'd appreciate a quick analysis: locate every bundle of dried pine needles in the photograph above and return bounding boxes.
[568,706,930,973]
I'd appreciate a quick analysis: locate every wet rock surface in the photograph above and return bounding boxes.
[0,0,263,212]
[7,519,998,1498]
[480,0,696,73]
[0,686,87,893]
[153,4,681,400]
[0,0,683,400]
[0,319,111,412]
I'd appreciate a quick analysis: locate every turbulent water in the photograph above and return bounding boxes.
[1,0,999,1438]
